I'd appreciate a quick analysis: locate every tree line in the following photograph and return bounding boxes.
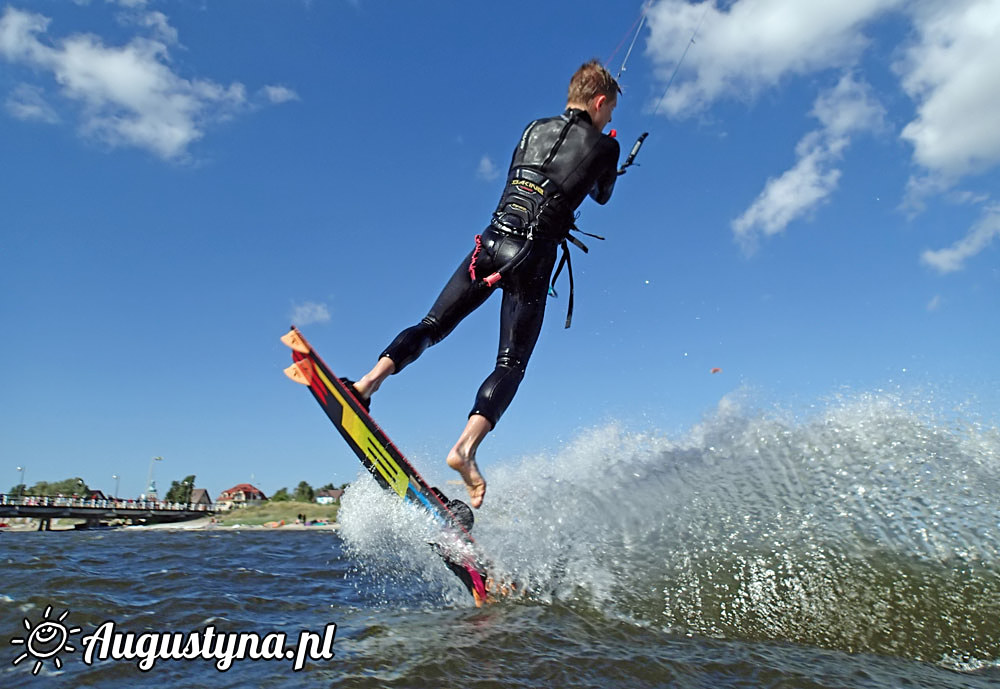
[269,481,347,503]
[8,476,349,504]
[7,477,91,497]
[6,475,198,501]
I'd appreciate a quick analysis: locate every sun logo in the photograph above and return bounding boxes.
[11,605,81,675]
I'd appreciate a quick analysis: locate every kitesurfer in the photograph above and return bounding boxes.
[347,60,622,509]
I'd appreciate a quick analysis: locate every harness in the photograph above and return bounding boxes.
[473,110,604,327]
[548,224,605,328]
[490,110,582,240]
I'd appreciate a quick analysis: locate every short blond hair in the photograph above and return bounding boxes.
[567,59,620,104]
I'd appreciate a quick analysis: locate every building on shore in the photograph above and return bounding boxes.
[189,488,213,507]
[217,484,267,510]
[315,489,344,505]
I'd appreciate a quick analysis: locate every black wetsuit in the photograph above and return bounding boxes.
[380,108,620,427]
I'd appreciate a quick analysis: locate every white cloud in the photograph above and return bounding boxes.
[926,295,943,311]
[291,301,331,326]
[732,73,885,248]
[477,155,501,182]
[135,11,179,45]
[5,83,59,123]
[0,6,291,160]
[645,0,901,116]
[896,0,1000,205]
[732,138,841,248]
[921,203,1000,274]
[646,0,1000,271]
[260,85,299,104]
[948,190,992,206]
[811,70,886,137]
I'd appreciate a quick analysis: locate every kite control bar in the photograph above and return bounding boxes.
[617,131,648,175]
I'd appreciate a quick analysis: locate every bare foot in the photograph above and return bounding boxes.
[446,448,487,509]
[446,414,492,508]
[353,357,395,400]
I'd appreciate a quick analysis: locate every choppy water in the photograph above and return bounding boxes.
[3,391,999,687]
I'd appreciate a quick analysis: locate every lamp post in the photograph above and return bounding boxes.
[16,465,25,498]
[112,474,120,500]
[145,456,163,500]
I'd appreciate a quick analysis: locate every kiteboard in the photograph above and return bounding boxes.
[280,326,495,605]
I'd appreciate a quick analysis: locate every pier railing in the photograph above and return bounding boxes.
[0,494,216,529]
[0,494,215,512]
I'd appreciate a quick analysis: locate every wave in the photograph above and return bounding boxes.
[337,389,1000,671]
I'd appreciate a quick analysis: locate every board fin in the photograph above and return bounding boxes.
[281,328,311,354]
[284,359,314,385]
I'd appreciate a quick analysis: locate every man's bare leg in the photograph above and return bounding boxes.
[353,356,395,401]
[446,414,491,508]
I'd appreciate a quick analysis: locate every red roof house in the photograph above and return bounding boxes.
[217,483,267,509]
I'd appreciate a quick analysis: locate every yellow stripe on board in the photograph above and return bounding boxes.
[314,364,409,498]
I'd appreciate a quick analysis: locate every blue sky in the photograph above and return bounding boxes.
[2,0,997,501]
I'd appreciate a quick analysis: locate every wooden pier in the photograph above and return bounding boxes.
[0,494,215,530]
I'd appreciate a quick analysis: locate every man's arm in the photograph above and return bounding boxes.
[589,136,620,205]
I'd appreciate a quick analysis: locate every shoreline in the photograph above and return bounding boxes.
[0,516,339,533]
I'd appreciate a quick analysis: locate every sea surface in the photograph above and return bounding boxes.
[2,391,999,688]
